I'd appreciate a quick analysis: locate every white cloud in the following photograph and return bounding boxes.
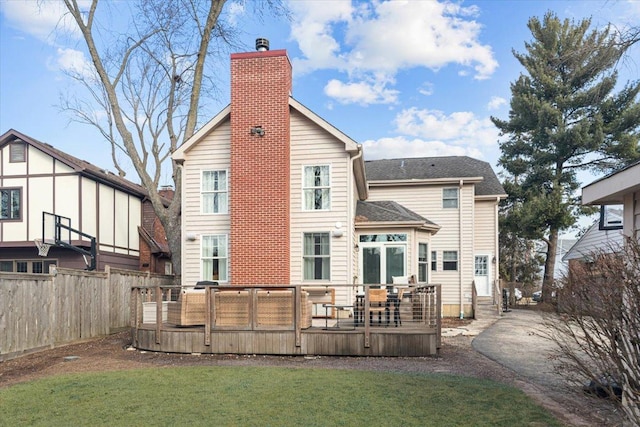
[54,48,94,79]
[487,96,507,110]
[289,0,498,105]
[418,82,434,96]
[324,78,399,105]
[394,107,499,146]
[0,0,84,43]
[362,136,482,161]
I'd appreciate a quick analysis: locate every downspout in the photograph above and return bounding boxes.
[350,145,364,290]
[495,196,500,309]
[459,179,464,319]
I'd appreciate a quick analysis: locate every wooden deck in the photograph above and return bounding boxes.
[131,284,441,357]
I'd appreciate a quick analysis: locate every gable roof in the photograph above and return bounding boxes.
[365,156,506,197]
[356,200,440,232]
[0,129,148,198]
[172,98,368,200]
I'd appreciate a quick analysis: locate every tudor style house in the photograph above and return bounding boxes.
[173,42,506,318]
[0,129,171,273]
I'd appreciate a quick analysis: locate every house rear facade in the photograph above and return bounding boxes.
[173,43,506,318]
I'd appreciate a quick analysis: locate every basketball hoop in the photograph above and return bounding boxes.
[34,239,52,257]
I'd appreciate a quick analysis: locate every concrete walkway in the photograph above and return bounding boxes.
[471,309,561,388]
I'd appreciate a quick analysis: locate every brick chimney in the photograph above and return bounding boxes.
[229,39,291,285]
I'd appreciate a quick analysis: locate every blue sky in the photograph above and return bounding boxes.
[1,0,639,193]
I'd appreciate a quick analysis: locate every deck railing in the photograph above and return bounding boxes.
[131,283,441,350]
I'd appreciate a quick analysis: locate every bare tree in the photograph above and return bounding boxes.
[544,238,640,425]
[57,0,284,276]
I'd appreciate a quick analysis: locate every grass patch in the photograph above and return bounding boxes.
[1,367,561,426]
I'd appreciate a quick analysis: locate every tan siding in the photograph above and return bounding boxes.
[290,109,352,300]
[367,183,481,307]
[474,201,496,254]
[181,121,232,285]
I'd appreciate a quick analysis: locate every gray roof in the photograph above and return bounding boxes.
[356,200,438,228]
[365,156,506,196]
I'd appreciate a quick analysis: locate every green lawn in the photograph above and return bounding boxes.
[0,366,561,427]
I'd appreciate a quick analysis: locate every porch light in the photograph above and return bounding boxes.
[186,233,197,241]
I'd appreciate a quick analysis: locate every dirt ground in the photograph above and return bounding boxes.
[0,323,623,427]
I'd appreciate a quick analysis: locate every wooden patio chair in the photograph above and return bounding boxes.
[369,288,389,325]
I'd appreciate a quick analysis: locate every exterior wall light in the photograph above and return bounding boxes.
[250,126,265,137]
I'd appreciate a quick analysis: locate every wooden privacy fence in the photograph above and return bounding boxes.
[0,266,174,361]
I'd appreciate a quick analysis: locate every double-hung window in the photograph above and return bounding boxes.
[303,232,330,280]
[431,251,437,271]
[443,251,458,271]
[443,188,459,208]
[418,243,428,282]
[202,170,227,214]
[303,165,330,210]
[202,235,228,281]
[0,188,21,220]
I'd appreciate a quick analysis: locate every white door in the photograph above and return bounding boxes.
[361,244,406,285]
[474,255,491,296]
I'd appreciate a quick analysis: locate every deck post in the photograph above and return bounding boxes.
[295,286,301,347]
[155,286,162,344]
[204,287,212,346]
[436,284,442,354]
[364,285,371,348]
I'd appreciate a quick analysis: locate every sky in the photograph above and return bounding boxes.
[1,0,639,228]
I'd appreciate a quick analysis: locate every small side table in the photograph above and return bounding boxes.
[322,304,354,329]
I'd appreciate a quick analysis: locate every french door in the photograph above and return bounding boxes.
[361,245,406,285]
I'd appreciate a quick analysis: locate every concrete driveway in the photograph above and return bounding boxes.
[472,309,562,389]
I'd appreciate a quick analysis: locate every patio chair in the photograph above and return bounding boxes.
[369,288,389,325]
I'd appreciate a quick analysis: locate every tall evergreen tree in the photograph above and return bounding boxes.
[492,12,640,303]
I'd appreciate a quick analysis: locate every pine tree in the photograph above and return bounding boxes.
[492,12,640,303]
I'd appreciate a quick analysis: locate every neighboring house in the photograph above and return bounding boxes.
[138,186,173,275]
[563,212,624,270]
[582,160,640,242]
[172,42,506,318]
[0,129,170,273]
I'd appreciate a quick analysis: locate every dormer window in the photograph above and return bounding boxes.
[10,142,26,163]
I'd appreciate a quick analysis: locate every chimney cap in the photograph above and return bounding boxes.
[256,38,269,51]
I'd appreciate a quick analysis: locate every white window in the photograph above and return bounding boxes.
[303,165,330,210]
[431,251,437,271]
[303,232,330,280]
[202,235,227,282]
[443,251,458,271]
[0,188,21,220]
[418,243,428,282]
[202,170,227,214]
[443,188,459,209]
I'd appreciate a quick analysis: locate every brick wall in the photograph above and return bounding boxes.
[229,49,291,285]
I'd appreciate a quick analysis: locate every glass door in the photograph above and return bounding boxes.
[361,244,405,285]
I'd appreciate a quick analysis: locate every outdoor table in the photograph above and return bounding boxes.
[322,303,354,329]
